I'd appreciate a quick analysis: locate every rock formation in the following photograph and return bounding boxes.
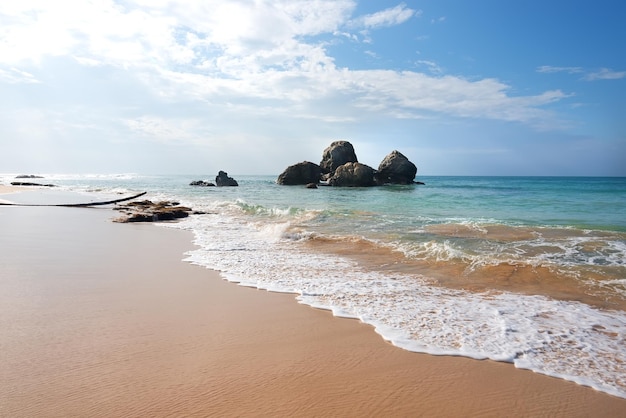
[277,140,420,187]
[276,161,322,185]
[215,171,238,187]
[375,150,417,185]
[320,141,358,175]
[328,162,377,187]
[113,200,195,222]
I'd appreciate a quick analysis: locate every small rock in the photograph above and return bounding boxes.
[190,180,216,187]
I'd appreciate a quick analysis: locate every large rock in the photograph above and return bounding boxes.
[215,171,238,187]
[320,141,358,174]
[376,150,417,184]
[277,161,322,185]
[328,162,376,187]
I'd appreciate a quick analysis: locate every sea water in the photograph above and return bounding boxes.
[3,173,625,398]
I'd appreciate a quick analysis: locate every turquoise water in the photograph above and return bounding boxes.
[2,173,625,398]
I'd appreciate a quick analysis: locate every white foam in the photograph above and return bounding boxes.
[167,213,626,399]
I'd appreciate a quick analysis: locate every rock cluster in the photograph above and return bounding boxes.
[277,141,419,187]
[190,171,239,187]
[10,174,56,187]
[113,200,196,223]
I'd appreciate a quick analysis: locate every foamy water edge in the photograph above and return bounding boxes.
[164,215,626,400]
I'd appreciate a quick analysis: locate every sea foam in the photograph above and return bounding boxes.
[167,212,626,399]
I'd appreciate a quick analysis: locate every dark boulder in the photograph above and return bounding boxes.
[375,150,417,185]
[305,183,318,189]
[328,162,376,187]
[215,171,238,187]
[190,180,215,187]
[320,141,358,174]
[277,161,322,185]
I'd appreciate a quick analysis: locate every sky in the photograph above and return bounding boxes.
[1,0,625,176]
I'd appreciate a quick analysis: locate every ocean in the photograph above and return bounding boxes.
[3,173,625,398]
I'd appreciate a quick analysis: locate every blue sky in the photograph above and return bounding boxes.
[1,1,624,176]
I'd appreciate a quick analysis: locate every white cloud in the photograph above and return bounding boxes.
[538,65,625,82]
[416,60,443,75]
[350,3,419,29]
[0,67,39,83]
[125,116,203,143]
[584,68,626,81]
[536,66,584,74]
[0,0,574,154]
[345,71,571,125]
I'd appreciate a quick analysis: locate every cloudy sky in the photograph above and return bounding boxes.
[1,1,624,176]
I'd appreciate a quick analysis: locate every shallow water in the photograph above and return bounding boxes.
[3,173,625,398]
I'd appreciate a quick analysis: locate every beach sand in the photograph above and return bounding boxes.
[1,201,625,417]
[0,184,22,199]
[0,185,16,192]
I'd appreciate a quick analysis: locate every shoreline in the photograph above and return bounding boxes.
[1,202,625,416]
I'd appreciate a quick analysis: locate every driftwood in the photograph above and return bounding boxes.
[0,191,147,207]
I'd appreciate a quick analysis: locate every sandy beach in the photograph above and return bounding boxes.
[0,184,22,198]
[0,185,17,192]
[1,196,625,417]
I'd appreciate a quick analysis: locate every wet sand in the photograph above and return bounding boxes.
[1,202,625,417]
